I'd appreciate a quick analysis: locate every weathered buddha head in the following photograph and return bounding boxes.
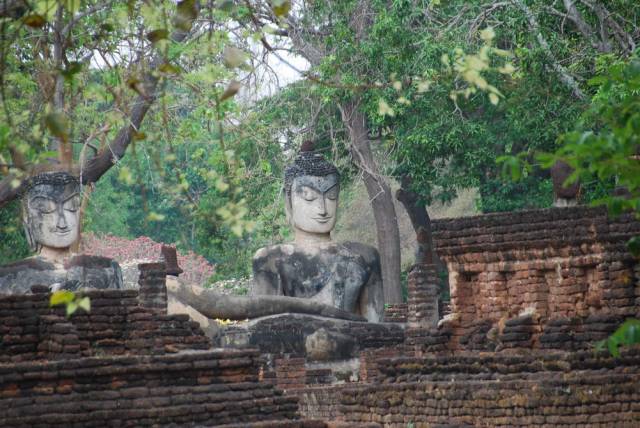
[284,141,340,239]
[22,171,80,254]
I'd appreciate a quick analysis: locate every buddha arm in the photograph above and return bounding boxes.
[167,280,366,322]
[358,268,384,323]
[251,249,283,296]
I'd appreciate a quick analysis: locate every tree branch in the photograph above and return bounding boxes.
[61,3,111,38]
[80,4,199,185]
[511,0,586,100]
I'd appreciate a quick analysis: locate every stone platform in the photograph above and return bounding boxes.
[217,313,404,361]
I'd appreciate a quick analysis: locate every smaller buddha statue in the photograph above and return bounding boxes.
[0,170,123,293]
[551,160,580,207]
[252,142,384,322]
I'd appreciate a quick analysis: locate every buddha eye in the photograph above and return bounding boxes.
[300,186,319,201]
[325,186,339,200]
[63,195,80,212]
[30,197,56,214]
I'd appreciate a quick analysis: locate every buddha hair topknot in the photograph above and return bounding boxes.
[283,141,339,198]
[21,171,79,196]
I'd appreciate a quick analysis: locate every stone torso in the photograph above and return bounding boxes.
[0,255,123,294]
[252,241,378,314]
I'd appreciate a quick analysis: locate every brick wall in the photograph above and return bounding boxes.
[404,206,640,353]
[382,304,407,323]
[340,349,640,427]
[0,349,305,427]
[0,286,314,427]
[0,289,209,363]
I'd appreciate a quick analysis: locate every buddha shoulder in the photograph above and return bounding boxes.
[253,244,297,270]
[339,241,381,267]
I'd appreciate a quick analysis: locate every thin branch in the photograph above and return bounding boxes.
[61,2,111,37]
[511,0,586,100]
[80,4,199,185]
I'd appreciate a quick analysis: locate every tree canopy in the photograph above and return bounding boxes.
[1,0,638,291]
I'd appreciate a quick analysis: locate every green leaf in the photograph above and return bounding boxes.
[535,152,557,169]
[600,319,640,357]
[63,0,81,14]
[77,296,91,313]
[118,166,135,185]
[147,212,166,221]
[44,112,69,143]
[50,290,75,306]
[147,29,169,43]
[587,75,608,86]
[220,80,242,102]
[159,62,181,74]
[61,62,83,81]
[66,301,78,317]
[100,23,115,32]
[35,0,58,21]
[627,236,640,257]
[24,14,47,28]
[175,0,198,31]
[127,76,145,96]
[271,0,291,17]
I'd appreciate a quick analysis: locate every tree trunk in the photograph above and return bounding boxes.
[396,175,436,265]
[339,99,402,304]
[52,5,72,169]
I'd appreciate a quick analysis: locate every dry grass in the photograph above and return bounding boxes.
[333,181,479,267]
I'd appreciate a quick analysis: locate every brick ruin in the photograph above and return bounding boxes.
[425,205,640,353]
[1,206,640,427]
[0,264,328,427]
[262,207,640,426]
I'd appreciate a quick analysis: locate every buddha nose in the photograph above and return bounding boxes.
[317,197,328,216]
[56,209,69,230]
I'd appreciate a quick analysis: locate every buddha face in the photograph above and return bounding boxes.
[24,181,80,250]
[289,174,339,235]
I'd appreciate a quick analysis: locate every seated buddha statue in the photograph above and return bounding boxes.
[0,170,122,293]
[251,142,384,322]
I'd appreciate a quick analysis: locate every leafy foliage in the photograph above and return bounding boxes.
[596,319,640,357]
[539,57,640,229]
[501,56,640,251]
[50,290,91,317]
[0,199,30,264]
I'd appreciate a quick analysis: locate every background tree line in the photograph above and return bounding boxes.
[0,1,638,303]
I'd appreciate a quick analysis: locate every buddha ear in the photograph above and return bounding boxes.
[22,203,39,253]
[284,193,292,223]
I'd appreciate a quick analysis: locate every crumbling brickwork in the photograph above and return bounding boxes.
[137,262,168,314]
[297,207,640,424]
[0,289,209,363]
[0,349,306,427]
[424,206,640,352]
[0,287,314,427]
[382,304,407,323]
[340,349,640,427]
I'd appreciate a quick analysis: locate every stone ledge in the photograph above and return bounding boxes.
[216,313,405,361]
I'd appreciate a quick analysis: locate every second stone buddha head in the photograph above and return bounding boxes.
[22,171,81,254]
[284,141,340,239]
